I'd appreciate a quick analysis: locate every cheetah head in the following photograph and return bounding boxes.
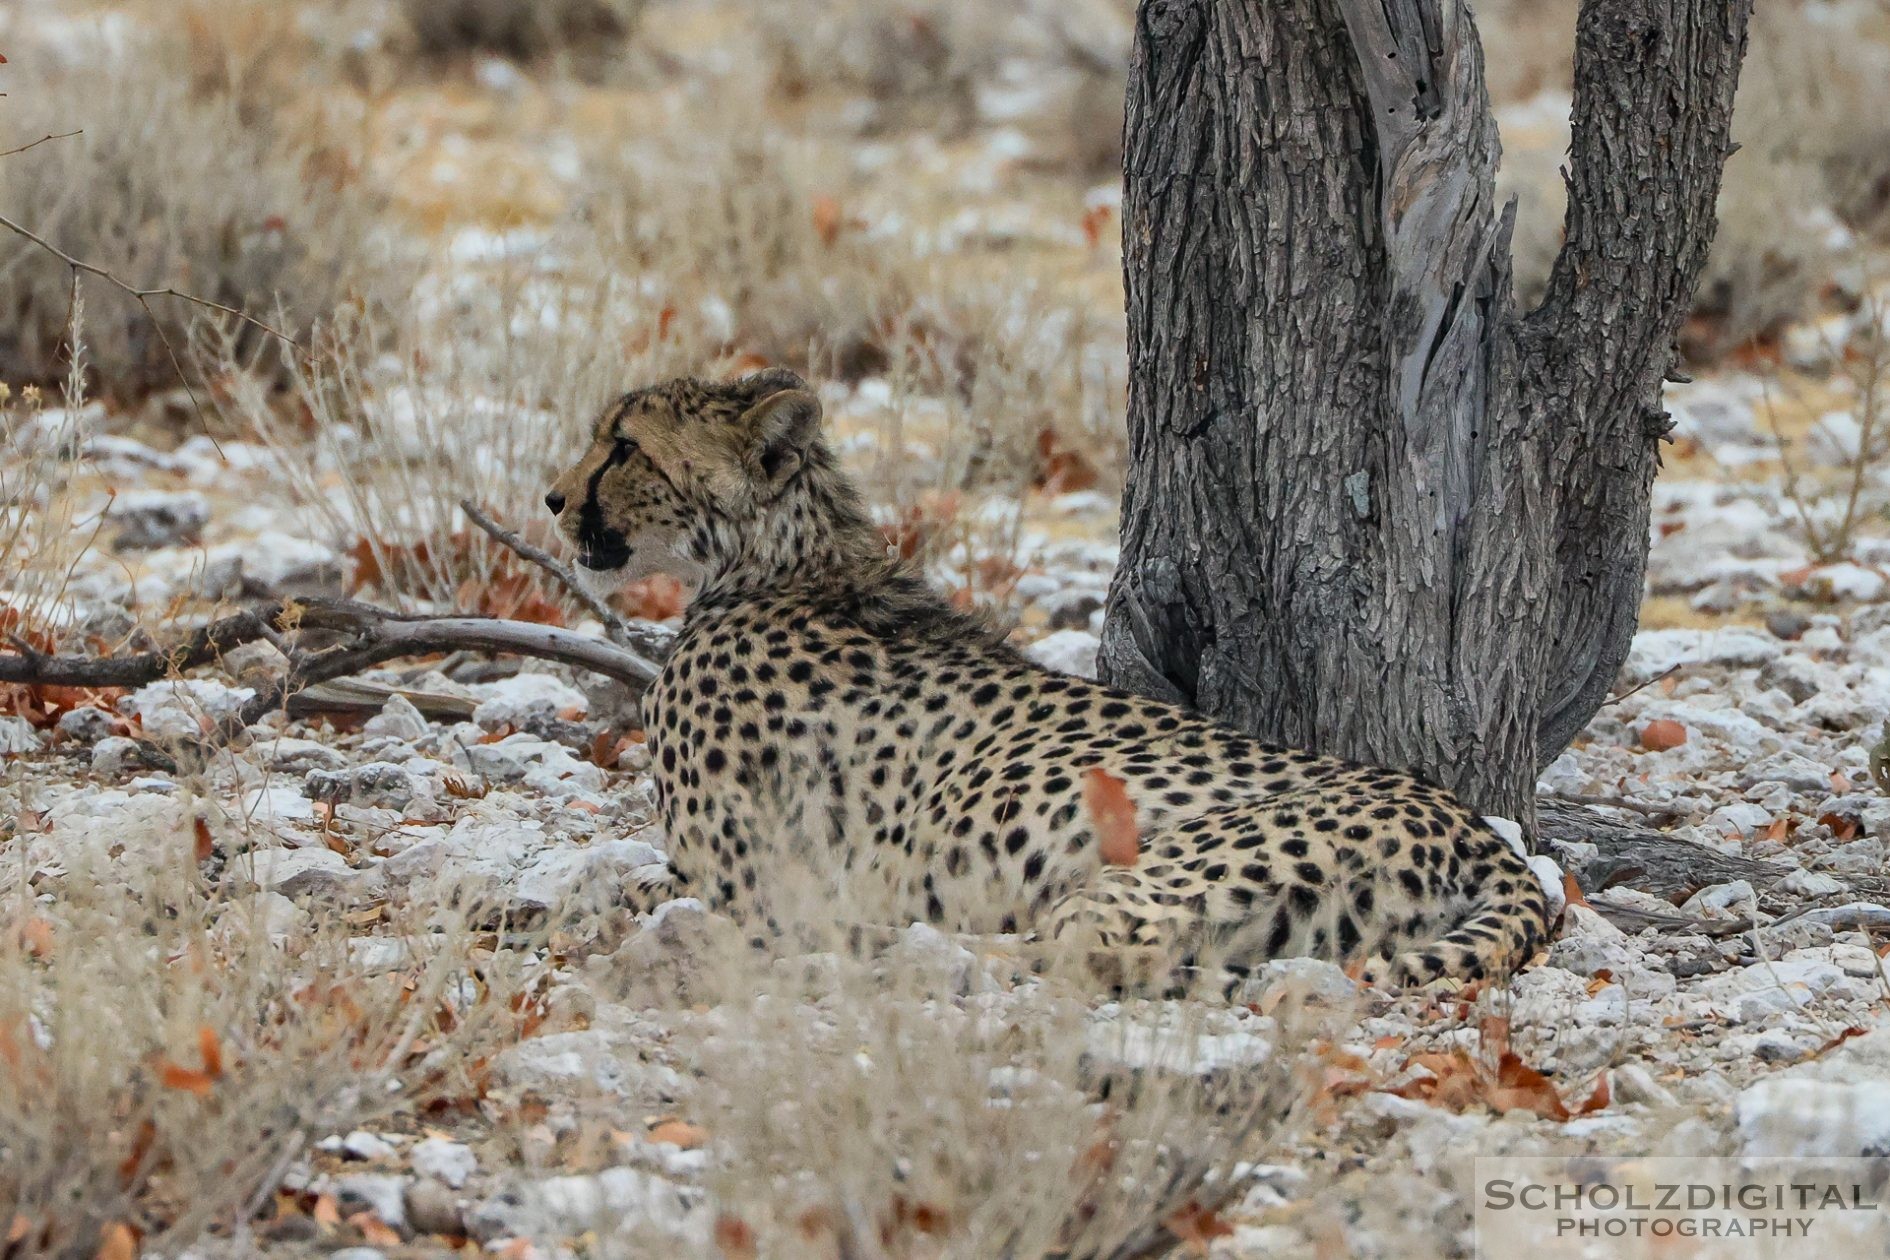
[545,368,829,584]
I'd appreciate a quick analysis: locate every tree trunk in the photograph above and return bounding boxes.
[1100,0,1752,825]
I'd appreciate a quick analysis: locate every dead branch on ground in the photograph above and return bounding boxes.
[1,596,664,742]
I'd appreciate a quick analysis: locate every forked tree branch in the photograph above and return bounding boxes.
[1,597,664,742]
[1524,0,1753,761]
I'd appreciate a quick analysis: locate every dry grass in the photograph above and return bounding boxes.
[1764,276,1890,562]
[228,101,1122,619]
[0,5,386,398]
[569,832,1338,1260]
[753,0,1132,176]
[0,795,527,1259]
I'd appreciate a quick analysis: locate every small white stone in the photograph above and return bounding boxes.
[468,673,588,730]
[363,693,430,741]
[91,735,144,774]
[1737,1077,1890,1158]
[339,1130,398,1162]
[0,715,43,755]
[243,847,348,892]
[109,489,209,550]
[410,1137,478,1189]
[1681,880,1756,915]
[241,785,317,824]
[1779,868,1848,898]
[54,706,117,743]
[1026,629,1100,679]
[332,1172,408,1231]
[121,678,254,742]
[1802,563,1887,603]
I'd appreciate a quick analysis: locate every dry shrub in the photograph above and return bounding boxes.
[576,122,1125,488]
[572,832,1339,1260]
[234,113,1123,616]
[1687,0,1890,352]
[0,10,385,397]
[0,320,97,646]
[223,256,695,617]
[1764,278,1890,563]
[753,0,1132,174]
[0,817,522,1258]
[687,970,1312,1259]
[399,0,646,64]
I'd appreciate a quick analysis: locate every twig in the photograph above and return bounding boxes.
[0,213,297,347]
[1602,663,1682,708]
[0,130,81,160]
[458,498,671,659]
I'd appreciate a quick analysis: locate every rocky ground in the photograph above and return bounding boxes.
[10,346,1890,1257]
[7,1,1890,1256]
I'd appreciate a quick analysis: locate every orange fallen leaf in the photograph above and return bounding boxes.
[1164,1200,1236,1252]
[198,1026,223,1078]
[1820,811,1861,841]
[156,1061,216,1096]
[1810,1025,1868,1059]
[8,1216,32,1245]
[714,1214,758,1259]
[311,1194,342,1227]
[19,916,54,959]
[192,816,214,863]
[93,1222,136,1260]
[648,1119,709,1149]
[348,1213,402,1247]
[810,195,844,247]
[1574,1072,1611,1114]
[1638,719,1687,751]
[1561,870,1589,910]
[1483,1051,1571,1121]
[117,1120,157,1185]
[1085,768,1140,867]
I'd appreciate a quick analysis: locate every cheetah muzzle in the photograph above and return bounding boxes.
[547,369,1553,992]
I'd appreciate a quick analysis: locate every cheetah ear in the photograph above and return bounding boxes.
[736,388,821,499]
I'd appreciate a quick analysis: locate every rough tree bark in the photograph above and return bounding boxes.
[1100,0,1752,824]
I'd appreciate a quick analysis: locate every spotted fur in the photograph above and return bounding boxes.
[548,370,1551,990]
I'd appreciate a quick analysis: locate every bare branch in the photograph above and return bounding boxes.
[0,212,298,348]
[0,129,82,159]
[237,601,663,722]
[459,498,672,659]
[0,608,279,687]
[0,597,665,737]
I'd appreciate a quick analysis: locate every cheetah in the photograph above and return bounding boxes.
[546,369,1551,989]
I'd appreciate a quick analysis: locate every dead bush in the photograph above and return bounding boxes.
[0,17,384,398]
[753,0,1132,174]
[0,810,521,1258]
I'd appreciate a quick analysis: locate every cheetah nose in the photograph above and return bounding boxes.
[544,491,566,516]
